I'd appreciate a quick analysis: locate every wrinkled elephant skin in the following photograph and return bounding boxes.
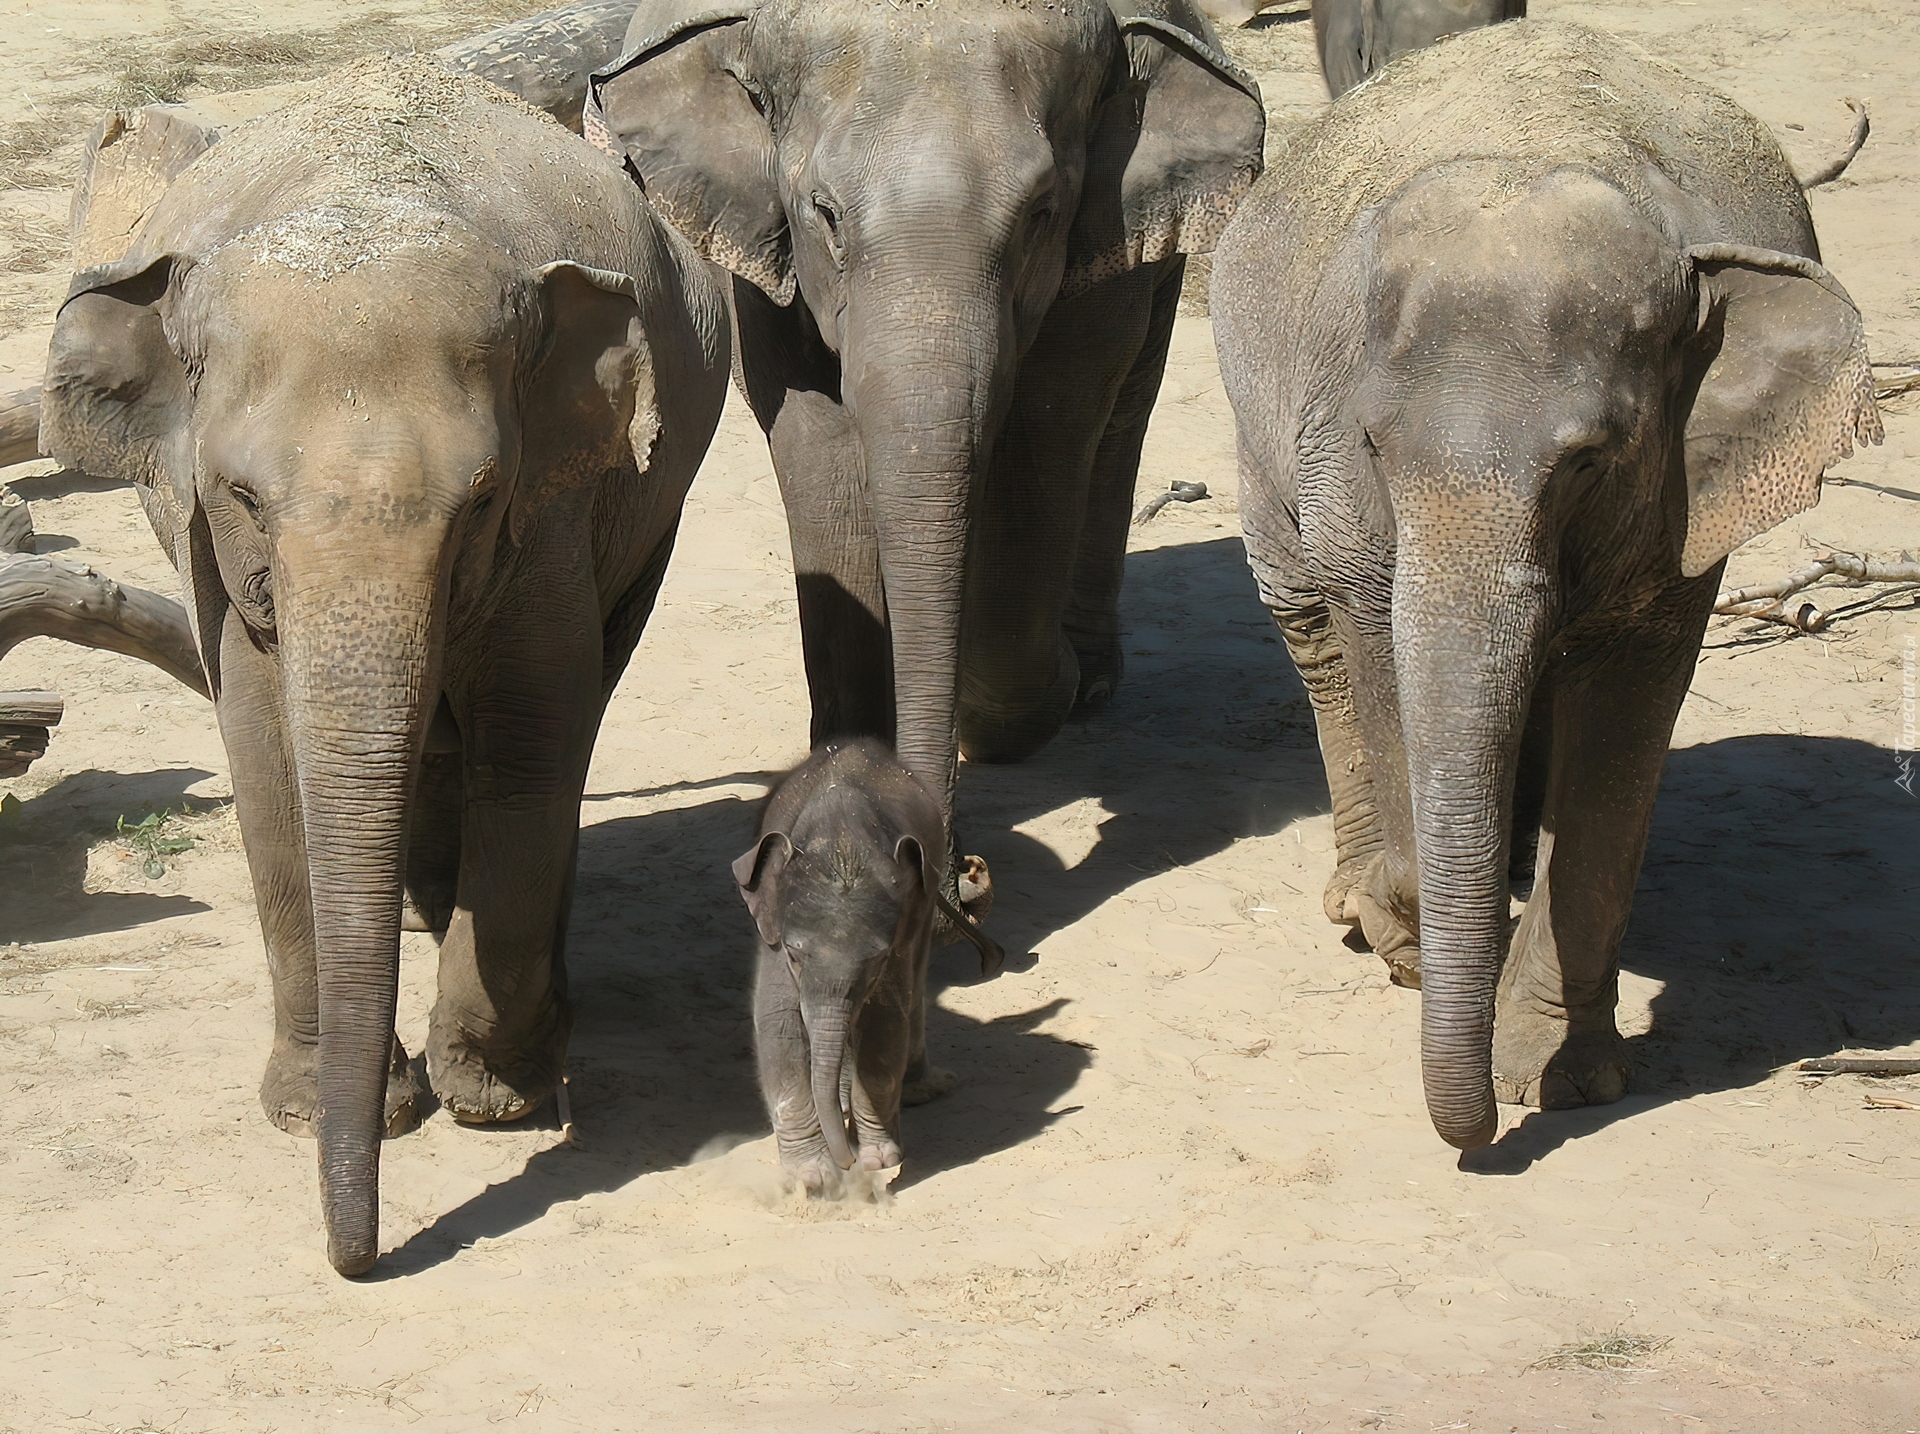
[39,58,730,1274]
[1213,22,1879,1149]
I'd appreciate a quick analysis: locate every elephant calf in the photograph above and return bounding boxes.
[41,56,730,1273]
[734,741,1003,1192]
[1213,21,1880,1150]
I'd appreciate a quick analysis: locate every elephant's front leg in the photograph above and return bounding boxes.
[216,614,422,1137]
[956,265,1158,764]
[849,949,912,1169]
[1492,576,1719,1107]
[753,946,840,1191]
[427,591,601,1125]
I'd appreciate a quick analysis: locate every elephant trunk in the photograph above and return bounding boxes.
[277,552,447,1276]
[800,997,857,1171]
[842,263,1012,828]
[1393,513,1552,1150]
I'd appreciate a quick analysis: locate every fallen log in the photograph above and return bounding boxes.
[0,484,32,555]
[1798,1057,1920,1077]
[435,0,637,133]
[0,691,62,779]
[0,388,40,469]
[0,553,207,698]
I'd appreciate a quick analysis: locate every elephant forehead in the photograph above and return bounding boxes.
[1370,166,1686,366]
[186,219,523,392]
[754,0,1110,81]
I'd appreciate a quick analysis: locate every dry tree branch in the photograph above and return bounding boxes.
[1713,549,1920,633]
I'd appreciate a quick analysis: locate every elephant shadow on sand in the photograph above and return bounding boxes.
[1468,728,1920,1172]
[0,767,216,945]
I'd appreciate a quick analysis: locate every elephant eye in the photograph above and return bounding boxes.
[229,481,265,527]
[811,193,845,267]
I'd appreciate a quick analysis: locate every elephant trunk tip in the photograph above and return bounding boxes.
[325,1225,380,1278]
[1426,1082,1500,1151]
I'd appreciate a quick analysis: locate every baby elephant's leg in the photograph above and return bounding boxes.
[753,947,839,1191]
[850,952,914,1170]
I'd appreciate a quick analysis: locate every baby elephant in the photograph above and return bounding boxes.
[734,741,1002,1191]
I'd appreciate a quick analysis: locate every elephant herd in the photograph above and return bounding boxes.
[21,0,1877,1275]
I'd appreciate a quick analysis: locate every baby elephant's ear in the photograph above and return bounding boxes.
[893,835,932,892]
[1677,244,1882,578]
[733,831,794,947]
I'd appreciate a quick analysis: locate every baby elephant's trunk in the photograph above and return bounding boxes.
[802,999,857,1170]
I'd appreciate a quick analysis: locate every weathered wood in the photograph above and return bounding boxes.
[435,0,638,133]
[0,553,208,697]
[1799,1057,1920,1077]
[0,388,40,469]
[0,483,32,554]
[0,692,64,725]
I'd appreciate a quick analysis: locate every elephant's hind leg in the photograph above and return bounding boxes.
[1061,255,1186,715]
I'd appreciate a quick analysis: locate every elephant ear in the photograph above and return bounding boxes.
[1061,16,1267,300]
[42,255,197,540]
[70,106,221,269]
[1676,244,1882,578]
[586,10,792,305]
[523,261,663,500]
[733,831,795,947]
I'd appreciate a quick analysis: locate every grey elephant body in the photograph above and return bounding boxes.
[1311,0,1524,97]
[592,0,1263,1090]
[734,740,994,1190]
[1213,22,1879,1149]
[40,57,730,1272]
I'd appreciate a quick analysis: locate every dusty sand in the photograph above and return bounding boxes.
[2,1,1918,1429]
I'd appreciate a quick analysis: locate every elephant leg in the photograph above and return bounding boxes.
[754,943,841,1190]
[1269,596,1387,929]
[1061,255,1185,714]
[217,614,421,1137]
[957,264,1159,763]
[427,583,601,1125]
[1327,602,1424,987]
[1492,576,1718,1108]
[899,927,953,1106]
[850,949,912,1169]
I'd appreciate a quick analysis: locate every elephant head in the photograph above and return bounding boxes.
[1342,164,1879,1147]
[591,0,1263,811]
[40,211,664,1273]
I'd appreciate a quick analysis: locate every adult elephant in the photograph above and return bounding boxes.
[40,57,730,1273]
[1213,21,1879,1149]
[1312,0,1524,97]
[587,0,1265,930]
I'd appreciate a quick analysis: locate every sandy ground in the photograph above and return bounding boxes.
[3,0,1919,1430]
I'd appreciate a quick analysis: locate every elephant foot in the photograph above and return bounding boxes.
[957,635,1080,764]
[1064,630,1123,719]
[901,1062,956,1106]
[1352,885,1422,991]
[1492,1003,1630,1108]
[1323,854,1376,927]
[260,1033,423,1139]
[426,1003,567,1126]
[858,1135,903,1171]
